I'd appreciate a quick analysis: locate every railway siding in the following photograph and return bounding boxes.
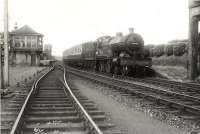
[67,73,189,134]
[66,66,200,133]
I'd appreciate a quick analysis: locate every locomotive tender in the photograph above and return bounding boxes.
[63,28,152,76]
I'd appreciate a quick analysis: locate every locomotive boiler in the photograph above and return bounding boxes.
[63,28,152,77]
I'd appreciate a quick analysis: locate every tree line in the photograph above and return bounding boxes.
[144,39,189,57]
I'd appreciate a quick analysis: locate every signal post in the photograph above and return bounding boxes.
[0,35,2,89]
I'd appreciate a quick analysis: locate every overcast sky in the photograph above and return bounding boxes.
[0,0,190,56]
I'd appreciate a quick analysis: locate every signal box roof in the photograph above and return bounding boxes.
[10,25,43,36]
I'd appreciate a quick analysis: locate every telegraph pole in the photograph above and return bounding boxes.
[4,0,9,87]
[0,36,3,89]
[188,0,200,80]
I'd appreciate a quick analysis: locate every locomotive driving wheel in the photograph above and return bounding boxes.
[99,62,104,72]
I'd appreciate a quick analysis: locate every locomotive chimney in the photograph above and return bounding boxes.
[129,28,134,33]
[116,32,123,37]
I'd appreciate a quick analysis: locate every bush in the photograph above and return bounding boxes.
[145,45,155,57]
[144,45,154,57]
[154,45,165,57]
[143,48,150,57]
[149,48,154,57]
[165,44,174,56]
[152,53,188,68]
[173,43,187,56]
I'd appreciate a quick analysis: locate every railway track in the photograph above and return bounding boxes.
[119,76,200,95]
[66,67,200,124]
[86,69,200,98]
[1,65,119,134]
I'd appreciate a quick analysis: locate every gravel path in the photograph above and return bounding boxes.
[68,74,187,134]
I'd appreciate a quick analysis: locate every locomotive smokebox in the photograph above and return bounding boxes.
[110,28,144,54]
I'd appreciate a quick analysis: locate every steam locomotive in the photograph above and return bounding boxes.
[63,28,152,77]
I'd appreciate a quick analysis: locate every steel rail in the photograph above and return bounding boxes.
[70,67,200,102]
[113,78,200,102]
[73,66,200,91]
[63,66,103,134]
[121,75,200,91]
[9,67,54,134]
[67,67,200,113]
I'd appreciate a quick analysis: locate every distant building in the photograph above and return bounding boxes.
[9,25,43,66]
[42,44,52,60]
